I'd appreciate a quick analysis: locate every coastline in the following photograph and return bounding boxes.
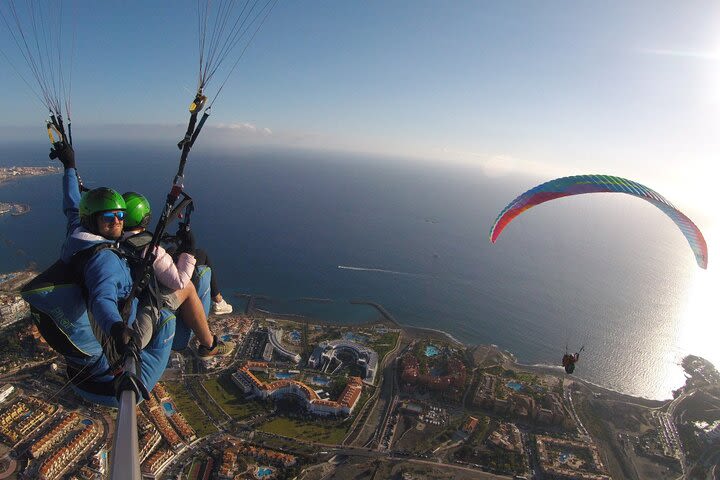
[239,292,697,402]
[400,324,465,348]
[0,166,61,187]
[241,294,683,403]
[510,358,670,405]
[0,203,30,217]
[8,274,688,404]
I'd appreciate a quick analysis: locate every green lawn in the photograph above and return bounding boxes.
[187,377,227,422]
[370,332,400,365]
[258,416,349,445]
[162,382,217,438]
[514,372,538,384]
[202,375,267,420]
[185,358,197,375]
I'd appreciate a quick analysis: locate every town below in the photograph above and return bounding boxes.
[0,270,718,480]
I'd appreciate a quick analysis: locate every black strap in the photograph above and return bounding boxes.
[119,93,206,324]
[71,241,150,287]
[69,243,119,282]
[66,364,116,396]
[123,231,153,251]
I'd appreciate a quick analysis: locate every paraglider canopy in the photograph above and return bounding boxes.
[489,174,708,269]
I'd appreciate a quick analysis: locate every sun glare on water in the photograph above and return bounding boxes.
[677,223,720,371]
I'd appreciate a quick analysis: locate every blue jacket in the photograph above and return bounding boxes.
[61,168,136,334]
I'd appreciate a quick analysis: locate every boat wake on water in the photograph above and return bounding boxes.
[337,265,430,278]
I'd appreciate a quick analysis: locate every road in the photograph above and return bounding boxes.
[343,334,405,449]
[668,389,696,478]
[311,445,514,479]
[374,359,399,450]
[565,384,590,438]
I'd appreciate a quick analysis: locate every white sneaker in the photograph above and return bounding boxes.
[212,298,233,315]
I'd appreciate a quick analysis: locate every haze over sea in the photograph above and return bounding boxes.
[1,141,716,400]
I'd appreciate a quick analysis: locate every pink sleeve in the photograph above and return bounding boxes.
[151,245,197,290]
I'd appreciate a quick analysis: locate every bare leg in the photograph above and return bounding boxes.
[175,282,214,348]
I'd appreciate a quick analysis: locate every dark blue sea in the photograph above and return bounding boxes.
[1,140,715,400]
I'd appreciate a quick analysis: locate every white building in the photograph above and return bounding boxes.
[0,384,14,403]
[267,328,302,364]
[308,340,378,384]
[695,420,720,441]
[233,364,363,417]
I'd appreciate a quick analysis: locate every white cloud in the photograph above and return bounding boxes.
[213,122,272,136]
[637,48,719,60]
[439,147,566,179]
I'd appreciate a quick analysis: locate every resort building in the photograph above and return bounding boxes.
[0,294,27,325]
[153,383,170,401]
[237,443,297,467]
[0,384,14,403]
[218,449,238,479]
[267,328,302,364]
[399,354,466,396]
[462,416,479,435]
[0,397,55,444]
[141,448,174,479]
[695,419,720,441]
[535,435,611,480]
[39,422,99,480]
[308,340,378,384]
[473,374,568,426]
[262,342,275,362]
[138,428,162,464]
[487,422,523,453]
[232,362,363,416]
[29,412,79,458]
[151,385,196,442]
[247,361,270,370]
[140,395,184,450]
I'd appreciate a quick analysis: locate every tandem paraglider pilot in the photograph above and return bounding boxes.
[21,142,193,407]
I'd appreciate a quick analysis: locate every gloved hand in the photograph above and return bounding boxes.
[176,224,196,254]
[49,141,75,169]
[110,322,133,357]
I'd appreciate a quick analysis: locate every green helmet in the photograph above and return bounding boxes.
[122,192,152,229]
[79,187,126,231]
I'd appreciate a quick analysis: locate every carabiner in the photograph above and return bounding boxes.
[46,120,62,145]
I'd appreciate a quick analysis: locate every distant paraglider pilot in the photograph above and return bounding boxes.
[561,345,584,374]
[562,352,579,374]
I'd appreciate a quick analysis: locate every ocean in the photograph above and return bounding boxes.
[1,140,716,400]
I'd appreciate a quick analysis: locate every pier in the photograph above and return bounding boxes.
[349,300,400,327]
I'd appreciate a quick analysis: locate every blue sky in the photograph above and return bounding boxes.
[1,1,718,223]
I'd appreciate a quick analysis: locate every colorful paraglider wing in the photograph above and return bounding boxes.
[489,175,708,269]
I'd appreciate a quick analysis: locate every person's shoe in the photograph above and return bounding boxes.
[211,298,233,315]
[197,336,235,359]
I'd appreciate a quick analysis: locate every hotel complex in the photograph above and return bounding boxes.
[308,339,379,384]
[232,362,363,416]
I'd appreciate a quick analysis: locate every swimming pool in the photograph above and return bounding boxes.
[311,376,330,386]
[274,372,296,379]
[81,419,94,426]
[256,466,274,478]
[221,334,232,342]
[506,381,523,392]
[425,345,439,357]
[162,402,176,415]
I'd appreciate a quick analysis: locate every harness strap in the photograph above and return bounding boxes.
[66,364,116,396]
